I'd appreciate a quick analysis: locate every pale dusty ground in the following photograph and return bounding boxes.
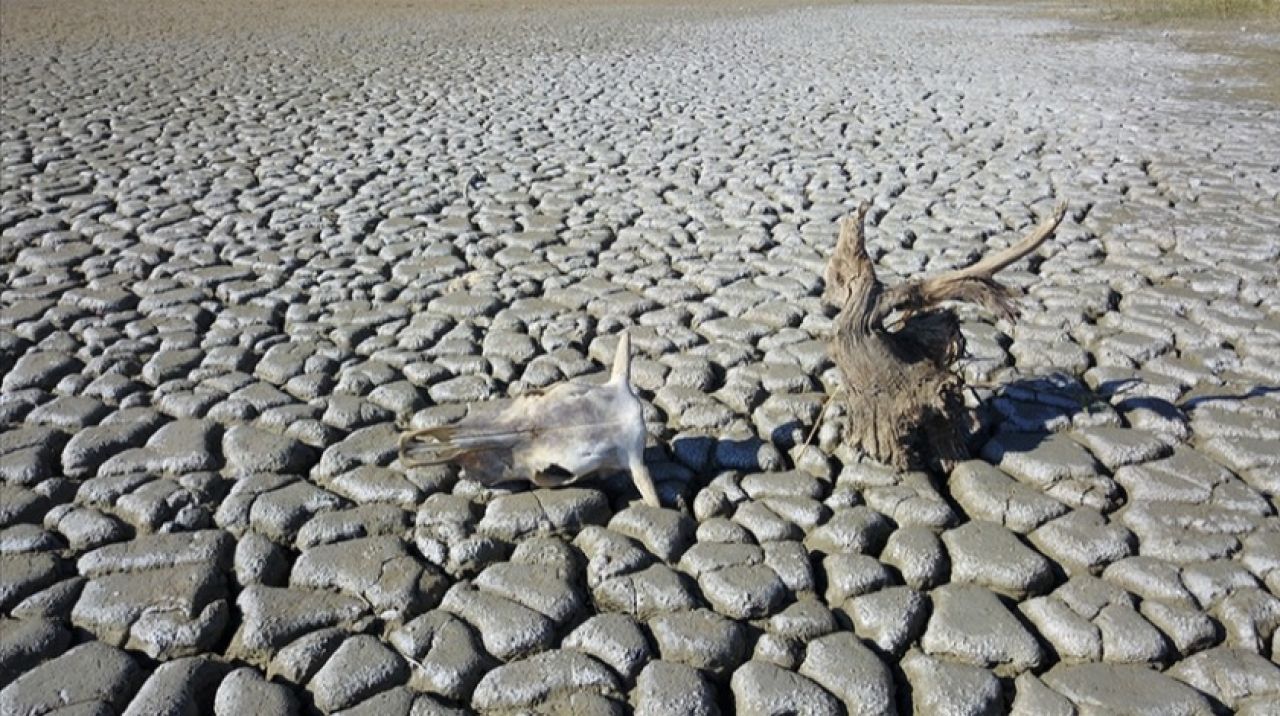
[2,1,1279,714]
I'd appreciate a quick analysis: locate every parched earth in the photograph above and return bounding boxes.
[2,0,1279,713]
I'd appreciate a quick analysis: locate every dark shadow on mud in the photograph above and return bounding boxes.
[1180,384,1280,410]
[965,371,1277,466]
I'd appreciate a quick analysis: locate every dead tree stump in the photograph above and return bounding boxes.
[823,201,1068,472]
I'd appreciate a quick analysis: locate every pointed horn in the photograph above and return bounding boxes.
[610,330,632,384]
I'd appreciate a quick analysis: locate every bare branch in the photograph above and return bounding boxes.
[875,200,1068,322]
[933,200,1068,284]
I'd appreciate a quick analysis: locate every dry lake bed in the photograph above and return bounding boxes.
[2,0,1279,713]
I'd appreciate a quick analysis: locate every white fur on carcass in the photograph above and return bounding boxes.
[399,331,659,507]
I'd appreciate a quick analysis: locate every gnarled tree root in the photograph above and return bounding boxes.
[824,201,1068,472]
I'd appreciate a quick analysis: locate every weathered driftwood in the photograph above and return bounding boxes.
[400,331,659,507]
[823,201,1068,472]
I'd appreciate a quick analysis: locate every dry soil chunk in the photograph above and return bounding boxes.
[1019,596,1102,662]
[679,542,764,579]
[77,530,233,577]
[72,563,229,659]
[740,470,827,500]
[846,586,929,656]
[763,540,817,595]
[0,617,70,686]
[330,686,416,716]
[1010,673,1076,716]
[215,666,299,716]
[1042,663,1213,715]
[881,526,949,590]
[234,532,289,587]
[1103,556,1198,608]
[733,500,803,542]
[0,485,48,527]
[0,641,141,716]
[309,635,408,713]
[439,581,556,661]
[594,563,703,619]
[1140,599,1219,655]
[1241,530,1280,586]
[1167,646,1280,710]
[142,348,204,386]
[631,660,719,716]
[765,599,841,644]
[233,585,367,657]
[291,536,444,620]
[698,563,787,619]
[1072,426,1170,469]
[327,466,423,508]
[0,435,61,486]
[296,503,410,549]
[1203,435,1280,472]
[244,481,346,543]
[982,432,1119,509]
[649,608,746,678]
[266,628,346,685]
[0,523,60,553]
[822,553,895,604]
[901,649,1004,716]
[387,611,490,700]
[323,395,395,432]
[26,395,109,431]
[730,660,841,716]
[804,505,894,555]
[1096,603,1172,663]
[0,553,63,611]
[798,632,895,716]
[943,520,1055,599]
[9,576,84,621]
[122,656,225,716]
[471,650,620,711]
[562,613,653,682]
[574,526,654,587]
[1214,587,1280,653]
[982,431,1101,485]
[472,561,583,625]
[223,424,313,475]
[921,584,1046,675]
[61,409,165,478]
[99,419,222,476]
[314,423,400,479]
[2,350,82,392]
[477,489,611,541]
[607,505,695,562]
[45,506,127,551]
[1112,446,1231,504]
[1030,508,1136,575]
[949,460,1068,533]
[861,470,957,530]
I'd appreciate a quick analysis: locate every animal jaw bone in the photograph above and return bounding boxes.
[399,330,660,507]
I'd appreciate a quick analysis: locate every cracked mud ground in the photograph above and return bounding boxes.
[2,0,1279,713]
